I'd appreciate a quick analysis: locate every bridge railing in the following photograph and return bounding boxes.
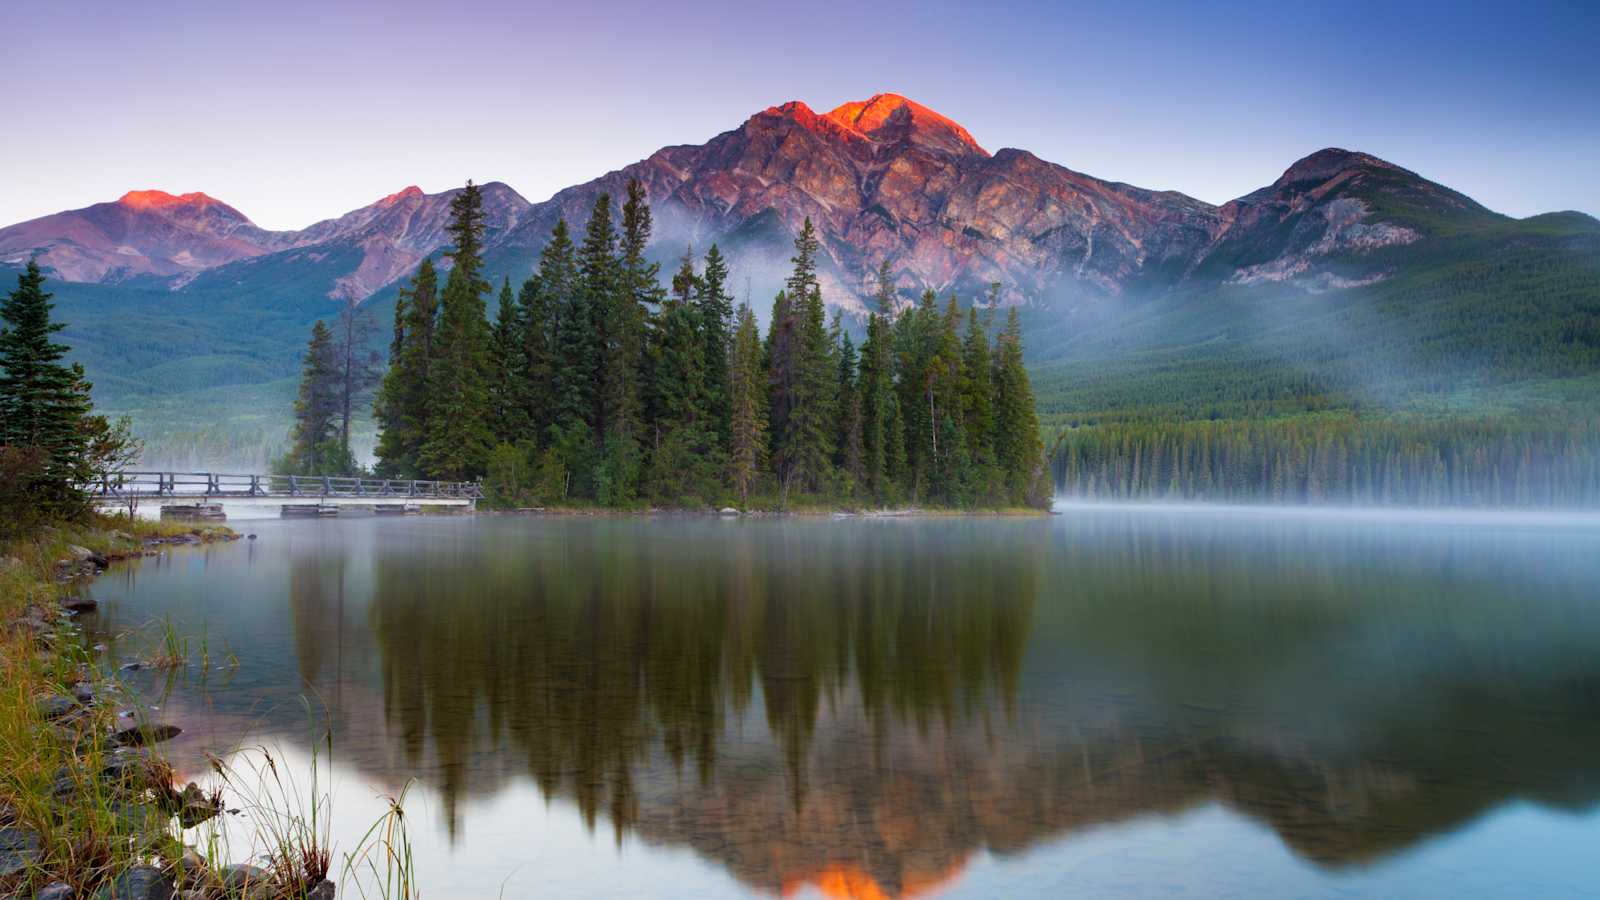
[93,471,483,500]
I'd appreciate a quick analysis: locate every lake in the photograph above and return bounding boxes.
[82,506,1600,898]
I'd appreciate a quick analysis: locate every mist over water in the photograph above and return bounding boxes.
[80,511,1600,898]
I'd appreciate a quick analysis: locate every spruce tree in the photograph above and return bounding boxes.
[727,304,767,504]
[834,319,865,494]
[961,302,998,500]
[993,307,1044,504]
[598,179,657,504]
[0,260,94,511]
[419,181,495,480]
[695,244,734,446]
[333,295,381,467]
[373,259,438,477]
[281,320,346,475]
[489,277,525,442]
[578,195,619,444]
[857,261,898,502]
[515,272,555,443]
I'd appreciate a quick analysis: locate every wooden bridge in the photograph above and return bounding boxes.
[93,471,481,507]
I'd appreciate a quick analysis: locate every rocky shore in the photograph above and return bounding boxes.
[1,523,337,899]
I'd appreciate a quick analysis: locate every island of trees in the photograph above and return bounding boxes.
[279,181,1049,510]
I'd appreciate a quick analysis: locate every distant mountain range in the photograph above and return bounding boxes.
[8,93,1593,315]
[3,93,1596,468]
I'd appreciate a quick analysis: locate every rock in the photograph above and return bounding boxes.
[306,880,336,900]
[175,782,220,828]
[719,507,739,515]
[108,530,134,542]
[247,533,257,540]
[36,883,77,900]
[173,847,208,888]
[0,824,43,878]
[0,799,14,825]
[111,723,182,747]
[66,544,94,562]
[72,681,96,704]
[91,864,175,900]
[63,595,99,613]
[223,863,273,897]
[36,693,77,720]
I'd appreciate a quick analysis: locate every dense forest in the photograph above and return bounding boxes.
[280,181,1049,509]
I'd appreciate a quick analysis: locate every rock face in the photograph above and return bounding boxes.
[492,92,1223,310]
[2,94,1573,313]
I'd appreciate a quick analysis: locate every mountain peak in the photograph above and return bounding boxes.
[762,94,986,157]
[118,189,226,211]
[1276,148,1397,186]
[380,186,424,205]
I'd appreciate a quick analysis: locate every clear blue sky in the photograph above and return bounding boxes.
[7,0,1597,229]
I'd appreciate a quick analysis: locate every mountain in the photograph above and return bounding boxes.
[0,182,531,300]
[2,92,1596,468]
[7,93,1593,316]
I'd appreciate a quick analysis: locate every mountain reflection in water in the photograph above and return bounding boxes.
[88,512,1600,898]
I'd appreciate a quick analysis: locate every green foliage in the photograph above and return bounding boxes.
[277,320,354,475]
[369,191,1049,509]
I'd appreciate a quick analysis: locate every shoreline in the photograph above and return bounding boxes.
[0,516,339,898]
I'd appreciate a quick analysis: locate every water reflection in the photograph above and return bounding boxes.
[88,512,1600,898]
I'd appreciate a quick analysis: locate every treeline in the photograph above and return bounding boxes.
[351,179,1047,508]
[1052,414,1600,507]
[0,262,137,535]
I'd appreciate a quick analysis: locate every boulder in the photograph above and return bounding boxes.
[36,693,77,720]
[111,723,182,747]
[223,863,274,898]
[91,864,175,899]
[0,825,43,878]
[36,883,77,900]
[306,880,336,899]
[63,595,99,613]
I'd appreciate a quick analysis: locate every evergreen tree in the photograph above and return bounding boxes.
[281,320,348,475]
[578,194,619,444]
[544,220,594,435]
[993,307,1044,504]
[515,272,555,443]
[0,260,95,512]
[858,261,898,501]
[961,302,998,500]
[333,295,381,466]
[419,181,495,480]
[695,244,734,446]
[598,179,658,504]
[786,286,836,495]
[833,316,865,494]
[373,259,438,477]
[489,277,525,442]
[727,304,767,504]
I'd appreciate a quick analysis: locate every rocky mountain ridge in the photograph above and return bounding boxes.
[3,93,1591,312]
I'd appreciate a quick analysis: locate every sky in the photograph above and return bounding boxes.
[6,0,1597,230]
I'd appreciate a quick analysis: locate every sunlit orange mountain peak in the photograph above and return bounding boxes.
[823,92,987,156]
[780,859,968,900]
[118,189,226,211]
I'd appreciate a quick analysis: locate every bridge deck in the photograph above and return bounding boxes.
[94,472,482,503]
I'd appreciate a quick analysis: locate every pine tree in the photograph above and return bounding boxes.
[727,304,767,504]
[649,249,716,500]
[961,302,998,500]
[419,181,495,480]
[695,245,734,446]
[489,277,525,442]
[333,295,381,468]
[544,219,593,435]
[858,262,898,502]
[993,307,1044,505]
[0,260,95,512]
[596,180,657,505]
[281,320,347,475]
[786,286,836,495]
[578,195,619,445]
[515,272,555,444]
[373,259,438,477]
[834,319,865,494]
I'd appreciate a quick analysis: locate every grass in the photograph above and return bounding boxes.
[1,511,421,897]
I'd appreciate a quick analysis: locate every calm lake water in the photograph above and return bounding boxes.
[82,506,1600,898]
